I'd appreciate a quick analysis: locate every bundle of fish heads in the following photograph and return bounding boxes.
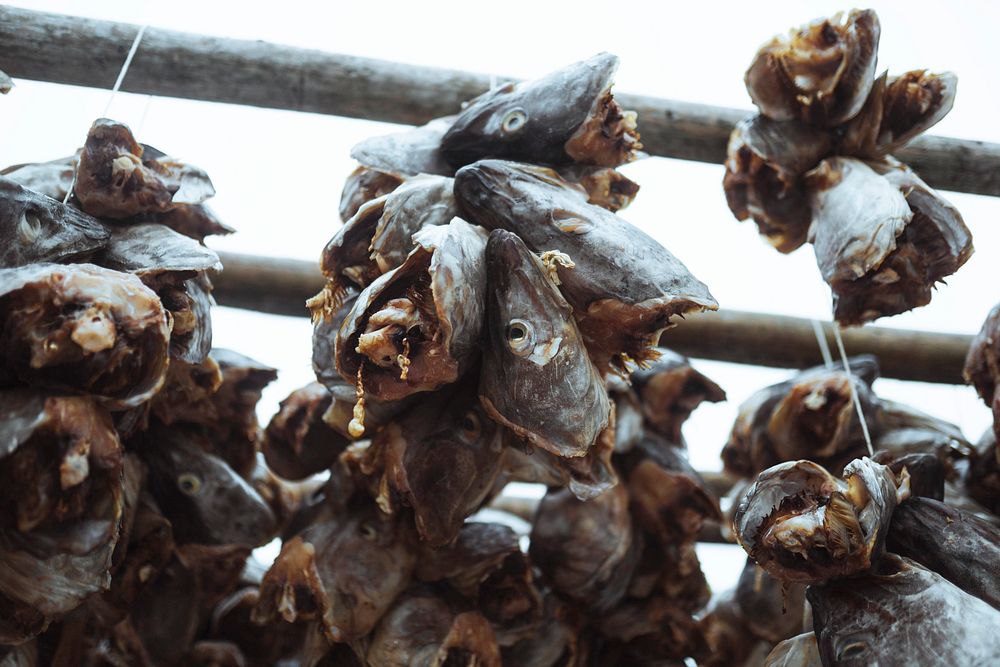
[724,344,1000,663]
[723,8,973,326]
[271,52,738,665]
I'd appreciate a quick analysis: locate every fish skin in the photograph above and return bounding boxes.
[887,496,1000,610]
[764,633,822,667]
[0,176,109,268]
[479,228,609,458]
[441,53,635,169]
[456,160,715,370]
[808,555,1000,666]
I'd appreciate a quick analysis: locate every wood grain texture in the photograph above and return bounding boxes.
[2,6,999,196]
[211,250,972,384]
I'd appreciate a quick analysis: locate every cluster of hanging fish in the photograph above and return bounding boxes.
[723,8,974,325]
[715,347,1000,661]
[0,119,314,664]
[245,52,738,665]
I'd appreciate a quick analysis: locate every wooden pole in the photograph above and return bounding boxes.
[2,7,999,197]
[210,250,973,385]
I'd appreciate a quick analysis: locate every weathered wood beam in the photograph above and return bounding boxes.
[209,250,973,385]
[2,6,999,197]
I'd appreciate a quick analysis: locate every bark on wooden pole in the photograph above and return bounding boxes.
[2,6,999,197]
[210,250,973,385]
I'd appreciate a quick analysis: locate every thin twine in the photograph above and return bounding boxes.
[831,324,875,456]
[810,319,835,370]
[63,24,149,205]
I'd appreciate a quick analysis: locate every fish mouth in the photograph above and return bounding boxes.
[485,228,525,270]
[564,83,641,166]
[735,460,877,583]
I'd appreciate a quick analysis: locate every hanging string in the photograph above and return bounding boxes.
[63,24,149,205]
[831,324,875,456]
[810,319,835,370]
[135,94,155,134]
[102,24,148,118]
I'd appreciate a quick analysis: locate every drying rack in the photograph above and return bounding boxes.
[3,6,996,539]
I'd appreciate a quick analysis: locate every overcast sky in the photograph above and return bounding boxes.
[4,0,999,590]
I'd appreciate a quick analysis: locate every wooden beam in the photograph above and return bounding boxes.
[209,250,973,385]
[2,7,999,197]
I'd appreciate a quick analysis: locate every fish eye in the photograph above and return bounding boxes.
[359,521,378,541]
[177,472,202,496]
[501,108,527,135]
[506,319,535,356]
[837,641,868,660]
[460,411,482,441]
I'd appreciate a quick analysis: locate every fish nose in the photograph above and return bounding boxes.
[485,228,525,267]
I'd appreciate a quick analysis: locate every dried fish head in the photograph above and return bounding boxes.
[0,263,170,409]
[137,424,277,547]
[722,115,831,252]
[455,159,716,370]
[370,175,458,273]
[74,119,215,219]
[336,218,487,402]
[630,348,726,442]
[365,585,502,667]
[745,9,880,126]
[808,555,1000,666]
[698,592,772,667]
[0,69,11,94]
[263,382,349,480]
[253,504,416,643]
[0,176,109,267]
[339,165,405,222]
[808,157,972,324]
[480,228,609,458]
[366,380,505,546]
[441,53,639,168]
[529,484,639,612]
[734,457,905,583]
[767,366,879,462]
[621,434,721,545]
[0,391,124,643]
[878,69,957,153]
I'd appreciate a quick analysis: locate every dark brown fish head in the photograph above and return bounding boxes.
[369,380,505,546]
[480,228,610,458]
[139,427,277,546]
[808,555,1000,666]
[734,457,905,584]
[442,53,637,168]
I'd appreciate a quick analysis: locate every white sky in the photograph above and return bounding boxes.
[3,0,999,591]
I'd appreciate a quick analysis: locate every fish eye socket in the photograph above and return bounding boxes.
[177,472,202,496]
[838,641,868,659]
[506,319,535,356]
[461,411,482,440]
[501,109,527,135]
[359,522,378,541]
